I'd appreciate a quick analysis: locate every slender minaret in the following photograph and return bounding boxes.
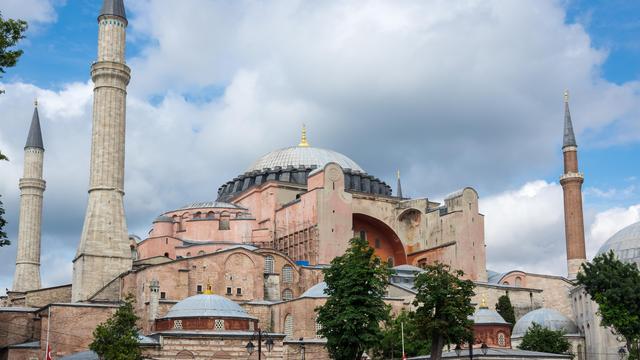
[12,102,46,292]
[396,170,403,199]
[560,90,586,280]
[72,0,132,302]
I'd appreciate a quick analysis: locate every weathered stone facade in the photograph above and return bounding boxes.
[13,106,46,293]
[72,7,132,302]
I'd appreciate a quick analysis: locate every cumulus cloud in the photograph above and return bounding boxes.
[0,0,63,25]
[1,0,640,293]
[587,204,640,257]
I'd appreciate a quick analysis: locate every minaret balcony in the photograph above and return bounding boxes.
[559,172,584,183]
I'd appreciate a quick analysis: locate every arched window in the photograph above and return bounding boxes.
[264,256,274,274]
[186,252,191,257]
[387,256,394,267]
[193,211,202,219]
[497,332,506,347]
[359,230,366,241]
[515,276,522,287]
[284,314,294,338]
[282,289,293,300]
[198,250,205,255]
[282,265,293,283]
[503,281,510,285]
[164,252,169,258]
[207,211,215,219]
[219,212,230,230]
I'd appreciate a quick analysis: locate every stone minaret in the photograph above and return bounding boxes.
[72,0,132,302]
[12,102,46,292]
[560,91,586,280]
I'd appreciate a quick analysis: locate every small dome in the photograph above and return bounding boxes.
[163,294,256,320]
[247,146,364,173]
[301,282,329,298]
[512,308,579,338]
[473,308,509,325]
[596,221,640,267]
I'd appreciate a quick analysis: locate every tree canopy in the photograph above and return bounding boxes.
[518,323,571,355]
[0,12,28,77]
[316,236,391,360]
[90,296,143,360]
[495,294,516,328]
[372,309,431,359]
[577,251,640,359]
[412,263,475,360]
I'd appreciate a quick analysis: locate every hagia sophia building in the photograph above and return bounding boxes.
[1,1,639,359]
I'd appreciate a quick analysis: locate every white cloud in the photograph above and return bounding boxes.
[481,180,567,275]
[587,204,640,258]
[1,0,640,293]
[0,0,63,25]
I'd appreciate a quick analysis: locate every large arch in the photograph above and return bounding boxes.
[353,213,407,265]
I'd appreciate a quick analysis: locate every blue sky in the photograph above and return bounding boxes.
[0,0,639,292]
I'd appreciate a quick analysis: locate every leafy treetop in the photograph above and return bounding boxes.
[0,12,28,76]
[316,236,391,360]
[518,323,571,355]
[495,294,516,328]
[412,263,475,360]
[90,295,143,360]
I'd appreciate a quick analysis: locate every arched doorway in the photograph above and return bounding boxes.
[353,213,407,265]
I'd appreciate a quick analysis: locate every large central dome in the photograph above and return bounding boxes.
[247,146,364,173]
[596,221,640,267]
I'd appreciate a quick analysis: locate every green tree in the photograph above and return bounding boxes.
[412,263,475,360]
[316,236,391,360]
[495,294,516,328]
[0,150,9,247]
[90,296,142,360]
[372,310,431,359]
[518,323,571,355]
[577,251,640,359]
[0,12,28,77]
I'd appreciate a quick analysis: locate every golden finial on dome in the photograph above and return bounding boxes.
[298,124,310,147]
[564,89,569,103]
[204,281,213,295]
[480,294,488,309]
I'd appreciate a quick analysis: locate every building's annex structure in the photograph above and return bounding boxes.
[1,1,638,359]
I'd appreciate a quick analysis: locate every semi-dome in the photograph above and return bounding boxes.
[163,294,256,320]
[512,308,579,338]
[596,221,640,267]
[247,146,364,173]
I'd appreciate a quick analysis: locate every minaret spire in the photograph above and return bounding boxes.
[559,90,586,280]
[396,169,403,199]
[13,102,46,292]
[73,0,132,302]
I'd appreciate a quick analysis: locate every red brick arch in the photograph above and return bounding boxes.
[353,213,407,265]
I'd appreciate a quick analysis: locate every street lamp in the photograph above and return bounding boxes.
[246,328,273,360]
[618,347,627,360]
[480,343,489,356]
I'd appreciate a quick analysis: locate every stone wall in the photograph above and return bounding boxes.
[0,309,39,348]
[24,285,72,308]
[143,335,285,359]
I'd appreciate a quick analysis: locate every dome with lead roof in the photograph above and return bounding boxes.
[163,294,256,320]
[512,308,579,338]
[247,146,364,173]
[596,221,640,267]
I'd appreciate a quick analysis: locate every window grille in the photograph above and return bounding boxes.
[249,321,255,331]
[284,315,294,338]
[264,256,275,273]
[236,288,242,296]
[315,318,323,338]
[498,332,506,347]
[282,289,293,301]
[197,285,203,294]
[226,287,232,295]
[173,320,183,329]
[215,319,225,330]
[282,265,293,283]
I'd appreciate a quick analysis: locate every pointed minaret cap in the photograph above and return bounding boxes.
[100,0,127,20]
[25,100,44,150]
[563,90,577,148]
